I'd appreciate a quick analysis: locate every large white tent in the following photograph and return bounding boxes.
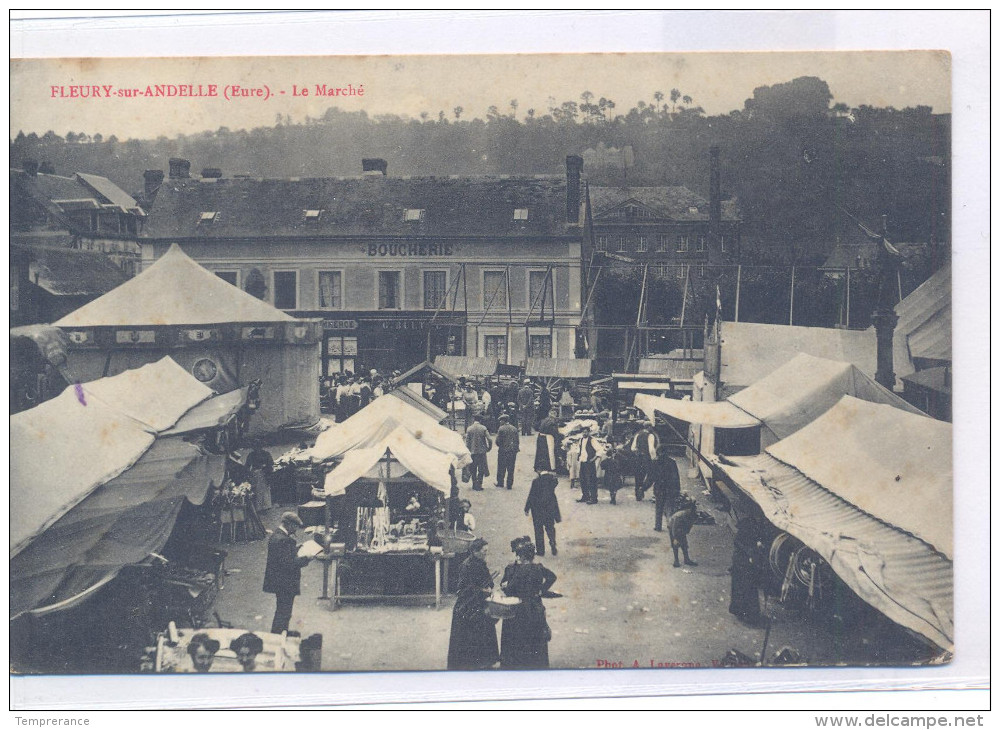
[714,396,953,651]
[324,427,457,496]
[636,353,923,448]
[54,244,321,435]
[300,394,471,468]
[10,357,213,555]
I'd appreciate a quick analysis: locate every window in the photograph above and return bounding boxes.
[677,235,689,252]
[676,265,687,280]
[596,236,607,252]
[653,263,668,277]
[616,236,627,252]
[215,270,239,287]
[378,271,402,309]
[423,270,448,310]
[303,209,323,221]
[513,208,529,220]
[696,235,706,252]
[484,335,507,359]
[528,270,549,310]
[698,265,707,278]
[198,211,218,224]
[483,270,508,309]
[637,236,648,252]
[656,235,668,253]
[529,334,552,358]
[325,335,357,377]
[273,271,298,310]
[318,271,342,309]
[688,206,699,215]
[403,208,425,222]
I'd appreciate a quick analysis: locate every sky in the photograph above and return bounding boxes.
[10,51,950,140]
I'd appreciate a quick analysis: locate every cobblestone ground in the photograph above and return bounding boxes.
[212,428,934,673]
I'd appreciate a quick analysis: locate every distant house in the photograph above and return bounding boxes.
[138,156,590,375]
[588,147,741,278]
[10,164,144,276]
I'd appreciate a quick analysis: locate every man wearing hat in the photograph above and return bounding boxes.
[263,512,313,634]
[517,380,536,436]
[629,420,660,501]
[494,413,520,490]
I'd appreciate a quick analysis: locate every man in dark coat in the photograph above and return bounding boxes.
[494,413,520,490]
[651,451,681,531]
[629,420,660,501]
[517,380,536,436]
[263,512,312,633]
[525,470,561,557]
[535,386,551,432]
[729,519,766,626]
[464,415,493,491]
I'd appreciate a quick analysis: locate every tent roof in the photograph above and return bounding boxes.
[10,436,225,618]
[54,244,296,327]
[766,396,952,558]
[894,262,951,364]
[160,388,249,436]
[637,357,701,380]
[717,452,952,652]
[299,394,471,467]
[637,353,923,443]
[324,427,456,496]
[524,358,593,379]
[433,355,500,378]
[720,321,877,387]
[10,357,217,555]
[387,387,448,422]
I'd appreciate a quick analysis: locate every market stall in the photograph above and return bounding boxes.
[318,427,468,609]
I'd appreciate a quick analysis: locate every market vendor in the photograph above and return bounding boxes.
[263,512,313,634]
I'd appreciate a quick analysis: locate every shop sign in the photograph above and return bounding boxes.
[115,330,155,344]
[323,319,359,330]
[366,242,454,257]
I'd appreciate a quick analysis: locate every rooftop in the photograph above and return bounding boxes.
[589,185,740,222]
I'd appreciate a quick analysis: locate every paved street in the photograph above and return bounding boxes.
[212,426,929,672]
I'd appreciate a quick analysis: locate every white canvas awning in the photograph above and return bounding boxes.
[635,393,760,428]
[298,394,471,468]
[324,427,456,496]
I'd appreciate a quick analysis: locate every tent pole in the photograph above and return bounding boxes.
[789,264,796,326]
[462,264,468,356]
[734,264,742,323]
[846,266,851,328]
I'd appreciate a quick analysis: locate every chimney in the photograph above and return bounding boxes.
[168,158,191,179]
[22,159,38,177]
[201,167,223,179]
[143,169,164,198]
[362,158,388,176]
[566,155,583,224]
[709,146,721,224]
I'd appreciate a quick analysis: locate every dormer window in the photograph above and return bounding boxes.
[625,205,638,218]
[303,209,323,221]
[404,208,425,222]
[198,211,219,223]
[513,208,529,220]
[688,206,699,215]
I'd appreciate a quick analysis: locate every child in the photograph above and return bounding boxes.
[668,494,699,568]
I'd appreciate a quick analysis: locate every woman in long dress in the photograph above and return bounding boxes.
[447,538,500,670]
[500,540,557,669]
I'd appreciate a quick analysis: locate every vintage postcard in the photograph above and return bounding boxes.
[10,46,957,688]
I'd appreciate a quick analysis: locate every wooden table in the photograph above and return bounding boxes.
[317,550,454,609]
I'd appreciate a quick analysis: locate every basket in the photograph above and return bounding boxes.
[485,596,521,620]
[437,528,476,554]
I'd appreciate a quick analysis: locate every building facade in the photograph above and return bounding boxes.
[139,157,589,375]
[587,147,741,278]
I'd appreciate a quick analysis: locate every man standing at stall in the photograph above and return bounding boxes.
[494,413,520,490]
[652,449,681,531]
[263,512,313,634]
[630,420,660,501]
[465,415,493,491]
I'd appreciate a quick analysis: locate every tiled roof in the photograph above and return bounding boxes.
[17,244,128,297]
[590,185,740,222]
[141,175,582,239]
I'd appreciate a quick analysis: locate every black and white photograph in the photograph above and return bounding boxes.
[8,13,985,708]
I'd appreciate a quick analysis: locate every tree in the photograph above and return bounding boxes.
[92,133,103,143]
[653,90,664,113]
[453,106,463,120]
[65,132,78,143]
[682,95,692,106]
[670,88,681,113]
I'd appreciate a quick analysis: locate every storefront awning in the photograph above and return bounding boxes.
[524,358,593,379]
[324,427,456,496]
[432,356,500,378]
